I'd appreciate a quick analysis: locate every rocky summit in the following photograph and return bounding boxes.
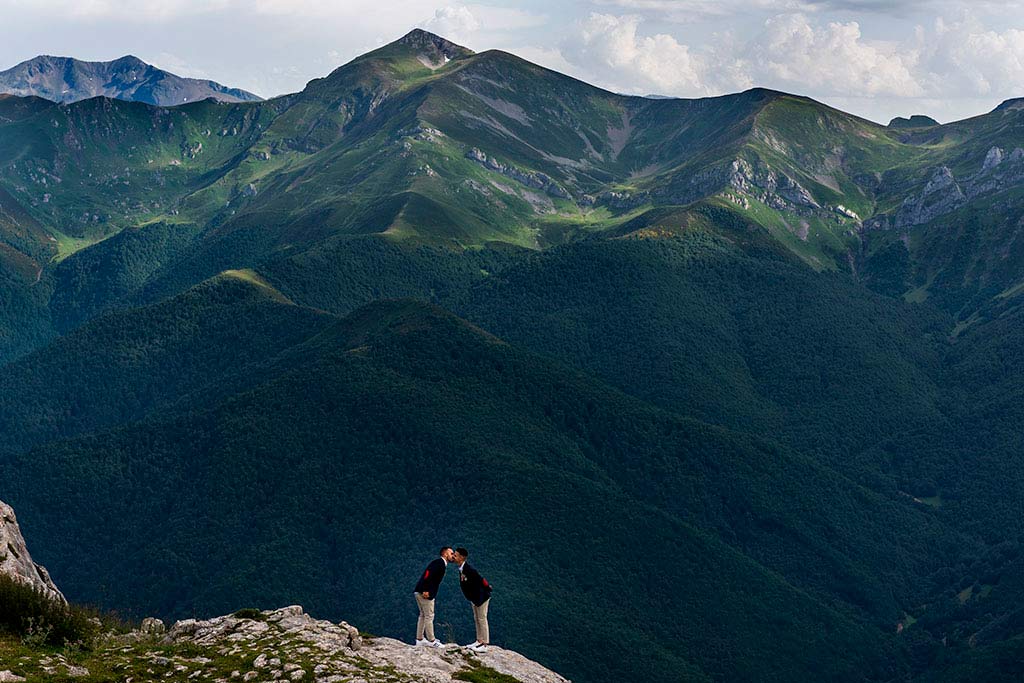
[0,500,64,604]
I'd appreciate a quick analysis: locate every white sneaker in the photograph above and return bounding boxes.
[468,643,489,653]
[429,639,444,648]
[464,641,480,649]
[415,639,429,647]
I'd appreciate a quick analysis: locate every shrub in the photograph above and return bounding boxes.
[0,574,100,648]
[231,608,267,621]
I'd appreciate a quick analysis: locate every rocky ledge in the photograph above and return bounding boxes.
[1,606,569,683]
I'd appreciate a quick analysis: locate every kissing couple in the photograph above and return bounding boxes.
[414,546,492,652]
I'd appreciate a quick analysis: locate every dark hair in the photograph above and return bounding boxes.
[440,546,453,555]
[455,547,469,558]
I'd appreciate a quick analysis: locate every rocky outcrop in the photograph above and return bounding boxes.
[868,147,1024,231]
[465,148,571,200]
[0,499,64,604]
[888,115,939,129]
[9,605,569,682]
[726,158,820,211]
[149,606,568,683]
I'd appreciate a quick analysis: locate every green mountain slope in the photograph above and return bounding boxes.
[3,28,1024,361]
[3,295,965,683]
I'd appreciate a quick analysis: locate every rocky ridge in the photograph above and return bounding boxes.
[0,55,261,106]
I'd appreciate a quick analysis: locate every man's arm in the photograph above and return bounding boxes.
[422,559,444,597]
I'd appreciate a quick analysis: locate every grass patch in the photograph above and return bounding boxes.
[220,269,294,304]
[48,229,112,262]
[454,663,524,683]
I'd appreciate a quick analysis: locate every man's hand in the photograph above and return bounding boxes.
[422,592,430,598]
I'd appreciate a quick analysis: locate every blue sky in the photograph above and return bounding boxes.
[1,0,1023,123]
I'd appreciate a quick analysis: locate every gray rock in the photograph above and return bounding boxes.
[465,148,571,201]
[163,606,568,683]
[0,499,65,604]
[141,617,166,635]
[983,146,1004,172]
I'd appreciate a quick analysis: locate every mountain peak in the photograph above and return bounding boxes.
[0,54,260,106]
[396,28,473,59]
[889,114,940,128]
[110,54,148,67]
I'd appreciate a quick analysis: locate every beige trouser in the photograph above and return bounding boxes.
[472,598,490,644]
[415,593,435,641]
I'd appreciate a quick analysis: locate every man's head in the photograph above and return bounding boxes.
[440,546,455,562]
[454,547,469,564]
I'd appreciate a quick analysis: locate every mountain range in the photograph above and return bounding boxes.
[0,54,261,106]
[2,28,1024,683]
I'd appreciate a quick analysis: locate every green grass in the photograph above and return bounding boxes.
[220,269,294,304]
[48,229,110,262]
[454,662,524,683]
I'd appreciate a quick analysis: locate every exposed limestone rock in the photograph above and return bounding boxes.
[141,617,167,635]
[153,605,569,683]
[0,500,65,604]
[465,148,571,200]
[983,146,1004,172]
[874,150,1024,230]
[895,166,966,227]
[833,204,860,221]
[720,158,820,212]
[599,190,647,210]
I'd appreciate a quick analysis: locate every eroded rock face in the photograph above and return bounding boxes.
[0,499,65,604]
[158,605,570,683]
[465,148,572,200]
[867,148,1024,231]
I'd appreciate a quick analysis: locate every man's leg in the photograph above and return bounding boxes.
[472,599,490,644]
[415,593,436,641]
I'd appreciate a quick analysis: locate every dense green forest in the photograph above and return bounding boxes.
[0,295,930,682]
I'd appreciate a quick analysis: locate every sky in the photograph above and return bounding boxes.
[1,0,1023,124]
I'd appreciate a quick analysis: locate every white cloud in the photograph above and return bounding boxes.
[744,13,924,96]
[423,6,481,41]
[2,0,1024,123]
[924,16,1024,96]
[561,13,711,95]
[591,0,923,22]
[0,0,231,20]
[550,8,1024,122]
